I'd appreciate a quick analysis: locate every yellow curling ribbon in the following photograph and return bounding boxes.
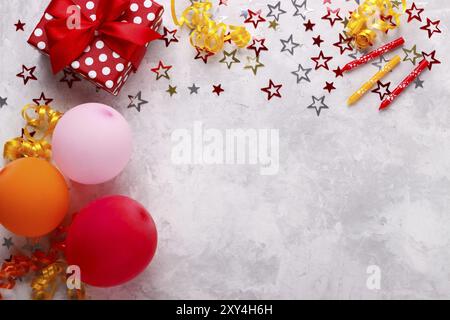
[347,0,406,50]
[171,0,251,54]
[3,104,62,161]
[31,262,65,300]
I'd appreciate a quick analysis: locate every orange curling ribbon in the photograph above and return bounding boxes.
[3,104,62,161]
[171,0,251,54]
[347,0,406,50]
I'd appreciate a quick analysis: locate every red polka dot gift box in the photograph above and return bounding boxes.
[28,0,163,95]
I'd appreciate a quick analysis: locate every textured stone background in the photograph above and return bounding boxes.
[1,0,450,299]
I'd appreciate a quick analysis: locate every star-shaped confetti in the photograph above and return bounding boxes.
[160,27,179,47]
[414,77,424,89]
[323,81,336,93]
[127,91,148,112]
[151,60,172,80]
[244,55,264,75]
[307,95,328,116]
[32,92,53,106]
[212,84,224,96]
[280,34,300,56]
[219,49,240,69]
[244,10,266,28]
[59,69,81,88]
[2,237,13,249]
[403,45,422,65]
[261,79,282,100]
[311,51,333,70]
[188,83,200,94]
[303,19,315,31]
[14,20,25,31]
[321,7,342,27]
[312,35,324,47]
[372,55,390,70]
[292,0,312,20]
[0,96,7,108]
[167,85,177,97]
[371,80,391,100]
[292,64,312,84]
[267,1,286,21]
[16,65,37,85]
[247,38,269,57]
[333,66,344,78]
[333,33,353,55]
[422,50,441,70]
[420,18,441,38]
[405,3,424,23]
[268,19,279,30]
[194,47,214,64]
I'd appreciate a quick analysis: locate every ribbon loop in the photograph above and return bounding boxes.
[171,0,251,54]
[45,0,161,73]
[347,0,406,50]
[3,104,62,162]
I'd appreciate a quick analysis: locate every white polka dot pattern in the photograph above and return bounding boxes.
[130,3,139,12]
[34,28,43,37]
[71,61,80,69]
[37,41,46,49]
[88,70,97,79]
[99,54,108,62]
[102,67,111,75]
[86,1,94,9]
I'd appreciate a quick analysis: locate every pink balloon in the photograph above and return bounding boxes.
[65,195,158,287]
[52,103,132,184]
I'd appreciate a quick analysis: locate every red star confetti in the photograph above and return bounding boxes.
[247,38,269,57]
[151,61,172,80]
[311,51,333,70]
[303,19,315,31]
[321,7,342,27]
[333,67,344,78]
[261,79,282,100]
[323,82,336,93]
[32,92,53,106]
[14,20,25,31]
[212,84,224,96]
[380,15,397,33]
[244,10,266,29]
[371,80,391,100]
[194,47,214,64]
[160,27,179,47]
[312,35,324,47]
[16,65,37,85]
[405,3,424,23]
[59,69,81,88]
[333,33,353,55]
[420,18,441,38]
[422,50,441,70]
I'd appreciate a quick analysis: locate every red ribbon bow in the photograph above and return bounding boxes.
[45,0,161,73]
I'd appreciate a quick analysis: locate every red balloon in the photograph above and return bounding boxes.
[65,195,157,287]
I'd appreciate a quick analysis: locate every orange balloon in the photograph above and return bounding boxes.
[0,157,69,237]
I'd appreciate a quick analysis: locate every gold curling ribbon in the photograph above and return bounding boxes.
[171,0,251,54]
[3,104,62,161]
[31,262,65,300]
[347,0,406,50]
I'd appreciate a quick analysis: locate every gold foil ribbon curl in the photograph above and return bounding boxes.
[347,0,406,50]
[3,104,62,161]
[171,0,251,54]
